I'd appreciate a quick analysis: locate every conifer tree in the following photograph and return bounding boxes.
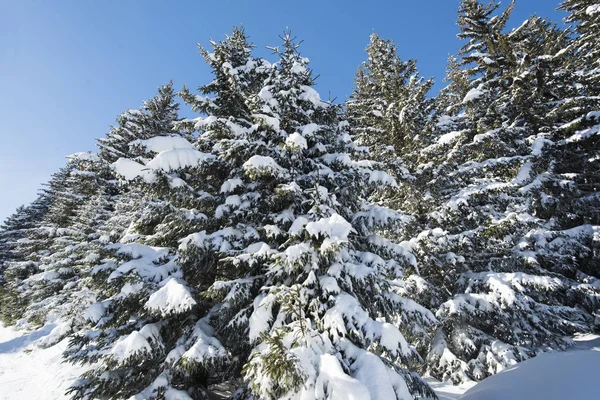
[98,82,184,164]
[66,30,437,400]
[545,0,600,302]
[346,34,438,360]
[66,78,224,399]
[347,33,433,158]
[179,31,435,399]
[559,0,600,94]
[14,153,113,329]
[0,200,48,278]
[0,197,50,324]
[0,161,85,327]
[410,0,600,383]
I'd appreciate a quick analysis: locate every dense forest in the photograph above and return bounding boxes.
[1,0,599,399]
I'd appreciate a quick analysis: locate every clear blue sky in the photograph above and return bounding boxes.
[0,0,565,222]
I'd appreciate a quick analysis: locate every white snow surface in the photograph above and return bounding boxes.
[460,340,600,400]
[145,278,197,316]
[114,158,154,182]
[316,354,371,400]
[220,177,244,193]
[463,88,484,103]
[242,155,285,176]
[0,323,88,400]
[369,170,398,187]
[586,4,600,15]
[145,148,213,172]
[114,144,214,182]
[111,330,153,363]
[424,378,475,400]
[299,85,327,108]
[305,214,353,241]
[285,132,308,150]
[306,213,355,253]
[66,152,100,162]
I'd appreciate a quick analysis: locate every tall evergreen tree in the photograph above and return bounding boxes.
[66,30,437,400]
[66,72,229,398]
[184,32,434,399]
[347,33,433,158]
[14,153,112,328]
[98,82,183,164]
[346,34,439,362]
[0,196,50,324]
[559,0,600,94]
[410,0,600,383]
[0,161,84,327]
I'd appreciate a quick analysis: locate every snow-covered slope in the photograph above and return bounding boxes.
[0,323,87,400]
[428,334,600,400]
[460,335,600,400]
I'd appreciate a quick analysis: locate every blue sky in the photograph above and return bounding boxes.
[0,0,565,221]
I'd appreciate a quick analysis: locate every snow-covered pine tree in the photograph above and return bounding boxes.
[412,0,600,383]
[92,83,184,249]
[14,152,115,331]
[175,31,436,399]
[180,26,267,124]
[542,0,600,321]
[501,16,571,129]
[68,28,437,399]
[97,109,145,164]
[347,33,433,159]
[0,200,49,279]
[559,0,600,94]
[346,33,438,358]
[0,160,86,327]
[98,81,186,165]
[0,196,50,324]
[65,79,225,400]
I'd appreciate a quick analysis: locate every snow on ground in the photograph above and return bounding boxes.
[460,337,600,400]
[427,334,600,400]
[0,323,87,400]
[0,321,598,400]
[424,378,475,400]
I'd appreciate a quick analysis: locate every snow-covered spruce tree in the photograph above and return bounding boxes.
[541,0,600,311]
[345,33,438,357]
[175,32,436,399]
[97,84,185,165]
[65,81,225,399]
[15,152,115,329]
[0,159,90,327]
[0,199,49,279]
[180,26,267,123]
[0,196,50,324]
[559,0,600,94]
[412,0,600,383]
[347,33,433,159]
[497,11,600,295]
[92,82,185,248]
[67,29,437,399]
[500,16,572,129]
[346,32,434,220]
